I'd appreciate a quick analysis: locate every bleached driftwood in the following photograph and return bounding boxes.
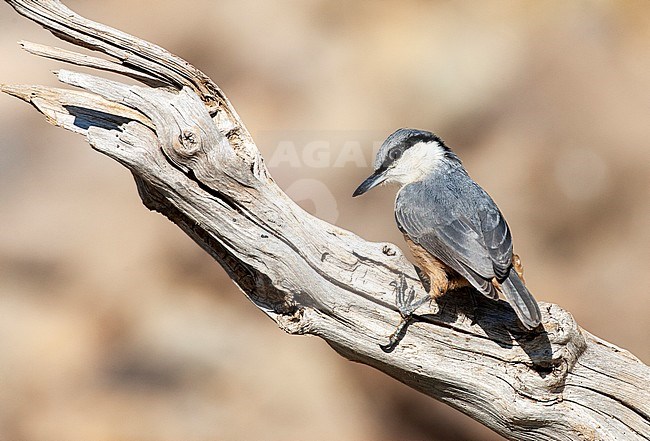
[2,1,648,440]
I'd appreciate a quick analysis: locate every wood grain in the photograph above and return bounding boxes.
[2,1,648,439]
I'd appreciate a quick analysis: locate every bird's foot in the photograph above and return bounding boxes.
[380,274,431,352]
[394,273,430,317]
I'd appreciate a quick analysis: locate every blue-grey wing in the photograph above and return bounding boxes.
[396,183,513,296]
[478,206,513,281]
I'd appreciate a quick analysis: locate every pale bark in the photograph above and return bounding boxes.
[2,1,648,440]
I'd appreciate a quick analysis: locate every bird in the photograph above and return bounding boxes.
[353,128,541,330]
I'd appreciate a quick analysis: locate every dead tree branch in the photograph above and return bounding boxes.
[2,1,648,440]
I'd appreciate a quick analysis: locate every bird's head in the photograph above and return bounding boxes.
[353,128,454,197]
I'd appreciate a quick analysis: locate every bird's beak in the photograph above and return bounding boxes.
[352,169,387,197]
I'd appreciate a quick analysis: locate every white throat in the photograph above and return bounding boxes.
[384,141,446,186]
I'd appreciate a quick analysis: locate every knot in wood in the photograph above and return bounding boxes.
[177,127,200,155]
[382,245,397,256]
[277,307,310,335]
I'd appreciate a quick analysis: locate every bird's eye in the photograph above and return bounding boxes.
[389,148,403,161]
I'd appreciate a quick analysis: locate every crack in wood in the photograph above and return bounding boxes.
[2,1,649,440]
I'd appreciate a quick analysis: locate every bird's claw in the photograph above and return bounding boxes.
[393,274,430,318]
[381,274,431,351]
[380,317,412,352]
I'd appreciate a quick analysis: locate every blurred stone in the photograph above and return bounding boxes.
[1,1,648,440]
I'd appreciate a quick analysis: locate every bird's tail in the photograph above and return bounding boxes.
[501,271,541,330]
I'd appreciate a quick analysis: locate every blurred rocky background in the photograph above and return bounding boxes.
[1,1,648,440]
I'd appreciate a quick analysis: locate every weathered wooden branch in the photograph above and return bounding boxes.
[2,1,648,440]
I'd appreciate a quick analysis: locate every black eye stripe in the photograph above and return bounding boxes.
[374,129,456,173]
